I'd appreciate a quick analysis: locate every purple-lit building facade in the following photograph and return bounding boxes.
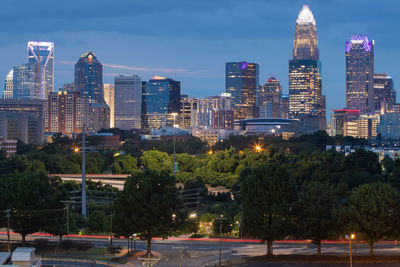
[345,35,374,113]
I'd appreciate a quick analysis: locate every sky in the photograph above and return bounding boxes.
[1,0,399,118]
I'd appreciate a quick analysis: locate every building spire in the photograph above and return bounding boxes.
[296,5,316,26]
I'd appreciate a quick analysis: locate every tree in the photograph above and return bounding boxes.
[113,170,187,256]
[140,150,172,173]
[212,216,233,235]
[0,161,54,245]
[87,210,109,233]
[346,182,400,255]
[241,163,296,256]
[112,155,137,174]
[294,181,341,255]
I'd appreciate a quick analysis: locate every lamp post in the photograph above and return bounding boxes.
[347,233,356,267]
[171,113,178,176]
[215,215,227,266]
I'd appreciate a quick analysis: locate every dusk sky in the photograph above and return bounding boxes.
[1,0,399,118]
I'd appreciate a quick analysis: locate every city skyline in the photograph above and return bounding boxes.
[1,0,399,119]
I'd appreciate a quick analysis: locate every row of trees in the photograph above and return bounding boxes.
[241,160,400,256]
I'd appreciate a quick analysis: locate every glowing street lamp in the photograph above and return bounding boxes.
[190,213,197,219]
[346,233,356,267]
[254,144,262,153]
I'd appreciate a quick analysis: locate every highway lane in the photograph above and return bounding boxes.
[3,234,400,266]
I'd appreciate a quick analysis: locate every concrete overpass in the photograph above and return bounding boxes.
[49,174,129,190]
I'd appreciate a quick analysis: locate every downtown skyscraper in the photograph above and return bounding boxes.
[141,76,180,131]
[345,35,374,113]
[114,75,142,130]
[27,42,54,99]
[74,52,110,132]
[75,52,104,105]
[289,5,325,132]
[225,61,259,120]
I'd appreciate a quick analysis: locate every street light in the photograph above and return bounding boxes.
[254,144,262,153]
[190,213,197,219]
[346,233,356,267]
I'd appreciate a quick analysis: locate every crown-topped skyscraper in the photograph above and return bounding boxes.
[293,5,319,60]
[289,5,326,133]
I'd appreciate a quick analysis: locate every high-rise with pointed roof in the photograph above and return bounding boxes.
[289,5,325,133]
[345,35,374,113]
[293,5,319,61]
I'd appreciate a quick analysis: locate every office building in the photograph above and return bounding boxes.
[257,77,282,118]
[331,109,378,139]
[180,95,199,129]
[378,113,400,139]
[373,73,395,113]
[0,99,44,144]
[226,61,259,120]
[27,41,54,99]
[281,94,289,118]
[62,83,75,92]
[289,5,325,132]
[212,110,234,130]
[74,51,109,132]
[141,76,180,131]
[103,83,115,128]
[3,69,13,99]
[74,51,104,105]
[345,35,374,113]
[114,75,141,130]
[12,63,40,99]
[44,90,88,136]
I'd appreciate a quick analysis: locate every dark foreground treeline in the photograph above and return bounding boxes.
[0,131,399,256]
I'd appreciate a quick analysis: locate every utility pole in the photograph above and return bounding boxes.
[173,245,188,267]
[81,125,87,218]
[60,201,74,240]
[109,202,113,247]
[172,113,177,176]
[5,209,10,252]
[215,215,227,266]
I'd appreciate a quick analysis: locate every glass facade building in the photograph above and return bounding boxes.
[141,77,180,131]
[12,63,40,99]
[345,35,374,113]
[74,52,104,105]
[373,73,395,113]
[114,75,142,130]
[27,41,54,99]
[225,61,259,120]
[289,5,325,131]
[289,59,323,116]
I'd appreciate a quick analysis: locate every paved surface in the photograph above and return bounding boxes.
[3,233,400,266]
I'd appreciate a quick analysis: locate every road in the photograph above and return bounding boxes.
[3,233,400,266]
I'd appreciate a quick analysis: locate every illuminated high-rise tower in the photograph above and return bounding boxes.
[289,5,325,132]
[74,52,110,132]
[74,52,104,105]
[257,77,282,118]
[225,61,259,120]
[345,35,374,113]
[27,41,54,99]
[293,5,319,60]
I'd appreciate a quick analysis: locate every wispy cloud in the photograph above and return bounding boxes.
[58,60,188,74]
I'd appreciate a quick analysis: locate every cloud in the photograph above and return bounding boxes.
[58,60,188,74]
[102,63,188,73]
